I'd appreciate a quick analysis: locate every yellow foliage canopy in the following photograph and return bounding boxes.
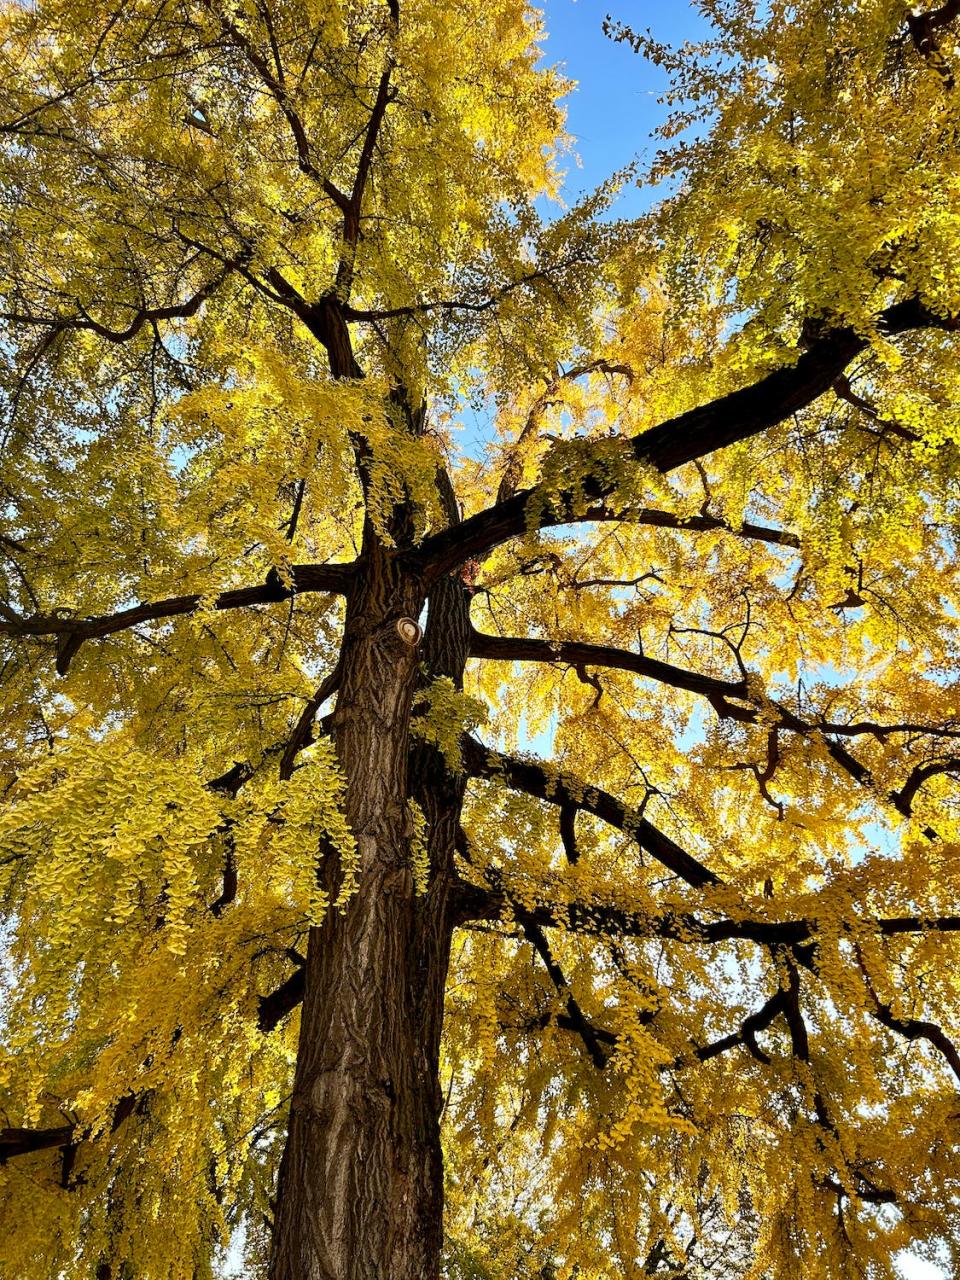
[0,1,959,1278]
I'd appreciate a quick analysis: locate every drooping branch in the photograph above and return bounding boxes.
[459,730,954,949]
[869,1001,960,1086]
[5,948,309,1171]
[278,663,342,781]
[693,952,838,1134]
[0,267,233,346]
[832,374,920,443]
[469,629,960,832]
[558,802,580,864]
[460,734,719,889]
[513,1007,619,1054]
[553,505,801,548]
[469,629,752,706]
[855,946,960,1086]
[893,757,960,818]
[11,894,958,1169]
[208,826,238,918]
[0,561,354,674]
[694,988,787,1064]
[9,917,957,1173]
[821,1177,897,1207]
[515,908,611,1070]
[455,846,619,1069]
[6,954,303,1174]
[451,870,960,951]
[409,298,958,580]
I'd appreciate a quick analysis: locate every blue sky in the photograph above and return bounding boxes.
[540,0,710,212]
[452,3,713,460]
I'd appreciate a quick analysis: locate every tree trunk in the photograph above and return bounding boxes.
[268,547,466,1280]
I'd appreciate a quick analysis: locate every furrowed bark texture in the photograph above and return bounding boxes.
[403,572,475,1274]
[269,539,471,1280]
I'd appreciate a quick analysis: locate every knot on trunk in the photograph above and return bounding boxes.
[394,617,422,646]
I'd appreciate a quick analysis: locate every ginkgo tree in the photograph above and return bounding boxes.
[1,0,960,1276]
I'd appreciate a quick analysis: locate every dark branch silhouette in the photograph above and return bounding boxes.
[409,298,959,580]
[0,562,354,674]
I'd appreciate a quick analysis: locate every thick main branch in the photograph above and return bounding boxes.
[410,298,957,580]
[0,562,354,674]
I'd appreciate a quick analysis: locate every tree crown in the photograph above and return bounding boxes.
[2,1,960,1277]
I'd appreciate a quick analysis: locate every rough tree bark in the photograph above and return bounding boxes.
[268,521,472,1280]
